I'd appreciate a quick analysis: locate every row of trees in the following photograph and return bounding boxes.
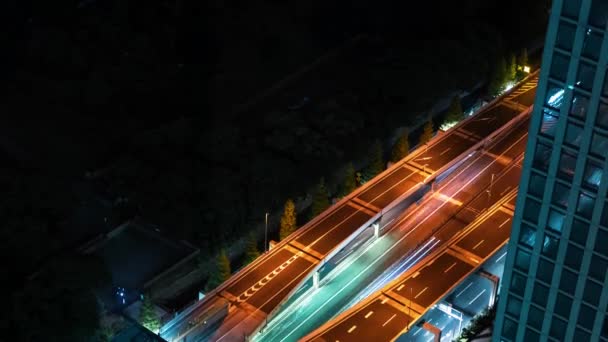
[488,48,529,96]
[201,115,441,292]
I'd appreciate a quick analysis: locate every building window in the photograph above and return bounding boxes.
[583,278,602,307]
[560,269,578,295]
[577,191,596,219]
[545,83,566,110]
[524,197,542,223]
[582,29,603,61]
[519,223,538,248]
[537,258,554,284]
[502,318,518,340]
[542,234,560,260]
[575,327,592,341]
[576,62,596,91]
[590,132,608,159]
[583,159,603,191]
[556,21,577,51]
[589,0,608,29]
[550,316,568,340]
[547,209,566,233]
[550,53,570,82]
[552,182,571,209]
[558,149,578,180]
[533,142,553,171]
[525,328,540,341]
[555,292,574,318]
[563,0,582,19]
[570,218,589,246]
[602,203,608,228]
[565,121,584,148]
[532,282,550,306]
[565,243,584,269]
[540,108,560,138]
[602,316,608,339]
[595,229,608,257]
[506,295,523,319]
[589,253,608,281]
[570,93,590,121]
[515,248,532,272]
[578,304,597,331]
[510,272,527,296]
[528,305,545,330]
[529,171,547,198]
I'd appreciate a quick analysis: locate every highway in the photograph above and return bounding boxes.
[253,113,529,342]
[159,72,539,342]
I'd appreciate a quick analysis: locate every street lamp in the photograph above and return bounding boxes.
[265,212,269,253]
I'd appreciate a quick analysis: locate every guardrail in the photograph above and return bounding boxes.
[161,69,539,341]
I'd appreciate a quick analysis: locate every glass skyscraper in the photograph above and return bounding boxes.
[493,0,608,341]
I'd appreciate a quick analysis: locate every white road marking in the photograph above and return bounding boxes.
[496,252,507,263]
[455,282,473,298]
[365,311,374,319]
[348,325,357,333]
[382,314,397,327]
[398,284,405,291]
[499,218,511,228]
[444,262,457,273]
[440,147,451,156]
[472,240,484,250]
[468,289,487,305]
[415,287,428,299]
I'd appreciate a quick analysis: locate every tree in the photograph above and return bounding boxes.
[244,231,260,263]
[391,131,410,163]
[488,57,508,96]
[518,47,528,69]
[419,120,434,145]
[139,293,160,332]
[205,249,231,291]
[279,199,297,240]
[340,162,357,197]
[364,140,384,180]
[311,178,330,219]
[508,53,517,82]
[443,96,464,126]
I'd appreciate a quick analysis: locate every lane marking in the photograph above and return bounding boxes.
[348,325,357,333]
[468,289,487,305]
[397,284,405,291]
[444,262,457,273]
[414,287,428,299]
[472,240,484,250]
[440,147,451,156]
[382,314,397,327]
[499,218,511,228]
[495,252,507,263]
[365,311,374,319]
[381,298,388,304]
[455,282,473,298]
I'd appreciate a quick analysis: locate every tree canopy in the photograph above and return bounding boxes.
[205,249,231,291]
[311,178,330,219]
[340,162,357,197]
[419,120,434,145]
[364,141,384,181]
[279,199,297,240]
[244,231,260,263]
[139,293,160,333]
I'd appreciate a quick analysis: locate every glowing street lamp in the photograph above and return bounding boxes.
[523,65,531,73]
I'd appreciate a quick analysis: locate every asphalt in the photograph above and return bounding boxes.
[162,73,539,342]
[308,119,529,342]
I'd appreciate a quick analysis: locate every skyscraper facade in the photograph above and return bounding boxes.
[493,0,608,341]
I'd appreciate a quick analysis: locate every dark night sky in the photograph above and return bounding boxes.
[1,0,550,339]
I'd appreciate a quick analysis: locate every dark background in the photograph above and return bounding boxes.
[1,0,550,340]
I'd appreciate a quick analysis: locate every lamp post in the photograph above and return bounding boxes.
[265,212,269,253]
